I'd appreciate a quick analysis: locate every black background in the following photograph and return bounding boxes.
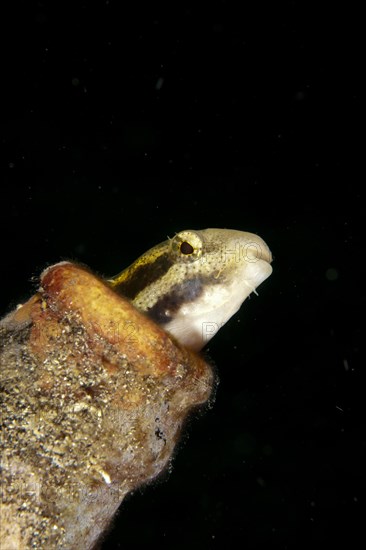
[0,1,364,549]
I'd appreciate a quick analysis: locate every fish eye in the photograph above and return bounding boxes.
[180,241,194,255]
[171,230,203,261]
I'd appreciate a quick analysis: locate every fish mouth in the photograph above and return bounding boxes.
[243,260,272,294]
[239,233,273,265]
[233,232,273,293]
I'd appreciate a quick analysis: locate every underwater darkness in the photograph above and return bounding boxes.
[0,2,364,549]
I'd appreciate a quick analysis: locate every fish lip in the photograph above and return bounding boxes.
[249,245,272,265]
[239,239,273,265]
